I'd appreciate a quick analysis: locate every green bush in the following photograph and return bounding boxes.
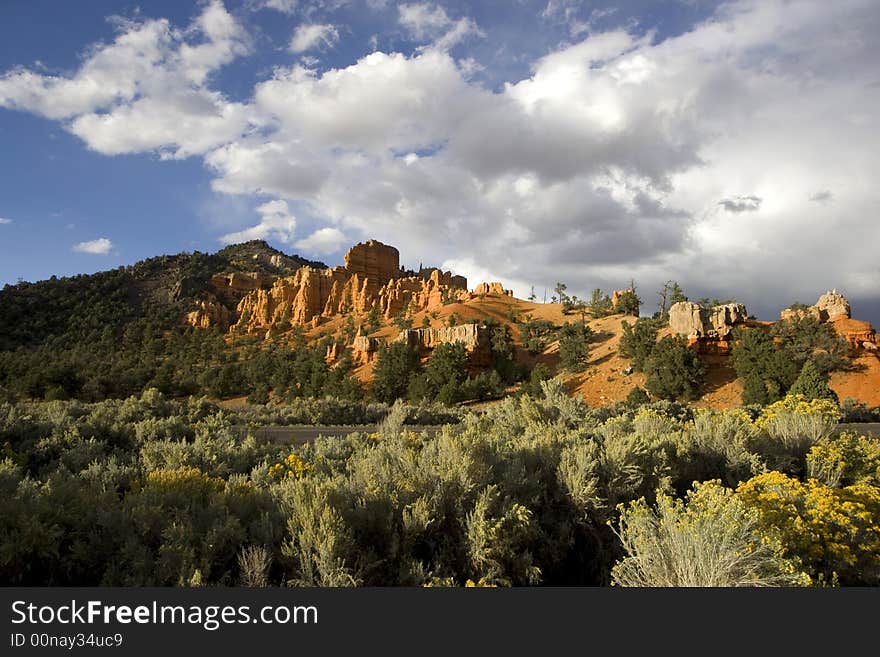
[644,336,705,401]
[372,343,421,404]
[619,318,662,372]
[557,321,594,371]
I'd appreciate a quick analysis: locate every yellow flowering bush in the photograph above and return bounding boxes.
[750,394,842,474]
[756,394,841,444]
[736,471,880,585]
[632,407,681,438]
[144,466,224,498]
[807,433,880,488]
[611,480,807,587]
[268,453,313,480]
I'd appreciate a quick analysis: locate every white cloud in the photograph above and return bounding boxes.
[219,199,297,245]
[399,3,451,38]
[0,1,251,158]
[398,2,484,51]
[295,227,347,255]
[0,217,11,225]
[73,238,113,254]
[255,0,298,14]
[289,24,340,54]
[4,0,880,321]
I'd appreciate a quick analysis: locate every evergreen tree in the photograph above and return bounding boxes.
[789,360,839,403]
[372,342,421,403]
[558,321,594,371]
[644,336,705,400]
[588,288,613,318]
[619,318,662,372]
[730,328,799,404]
[741,371,769,406]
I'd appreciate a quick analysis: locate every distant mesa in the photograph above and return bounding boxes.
[473,282,512,297]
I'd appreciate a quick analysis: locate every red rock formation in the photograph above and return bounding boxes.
[394,324,492,366]
[781,290,851,322]
[473,282,512,297]
[352,333,381,365]
[343,240,400,289]
[228,240,469,334]
[670,301,748,339]
[831,317,877,352]
[186,298,233,330]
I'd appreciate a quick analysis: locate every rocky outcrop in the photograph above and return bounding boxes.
[228,240,469,334]
[352,332,382,365]
[185,272,277,329]
[779,291,877,354]
[669,301,748,339]
[831,318,877,352]
[816,290,851,321]
[473,282,512,297]
[343,240,401,291]
[781,290,851,323]
[186,298,233,331]
[394,324,492,366]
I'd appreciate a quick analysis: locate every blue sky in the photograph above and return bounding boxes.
[1,0,878,322]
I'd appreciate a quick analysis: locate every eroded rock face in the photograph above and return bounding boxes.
[816,290,851,321]
[473,282,512,297]
[352,333,382,365]
[229,240,469,334]
[343,240,400,290]
[781,290,852,323]
[669,301,748,339]
[394,324,492,366]
[831,317,877,351]
[186,299,233,331]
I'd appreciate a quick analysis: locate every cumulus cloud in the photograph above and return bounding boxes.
[398,2,484,51]
[219,200,297,245]
[719,196,762,213]
[0,0,252,158]
[0,217,12,225]
[4,0,880,321]
[73,238,113,254]
[289,24,340,53]
[295,227,347,255]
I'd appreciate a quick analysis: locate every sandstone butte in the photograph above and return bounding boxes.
[188,240,470,332]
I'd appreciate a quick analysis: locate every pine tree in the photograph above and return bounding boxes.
[789,360,839,403]
[742,371,769,406]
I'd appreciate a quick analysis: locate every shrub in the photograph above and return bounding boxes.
[619,318,662,372]
[644,336,705,401]
[557,321,594,371]
[625,387,650,407]
[372,343,421,403]
[806,433,880,488]
[736,471,880,585]
[789,360,839,403]
[611,480,806,587]
[756,395,841,451]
